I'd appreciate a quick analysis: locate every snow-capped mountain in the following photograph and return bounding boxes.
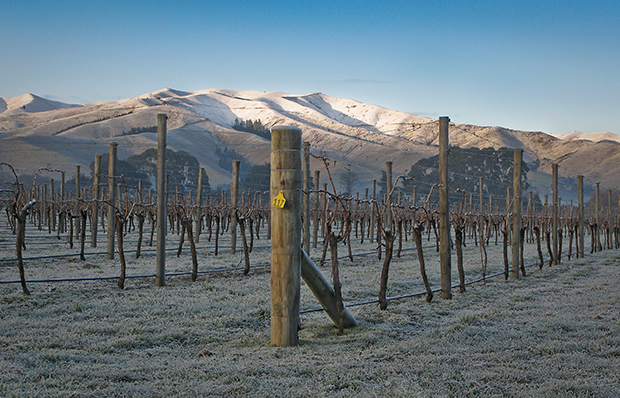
[1,88,618,197]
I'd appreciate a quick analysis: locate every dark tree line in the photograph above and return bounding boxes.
[403,147,531,201]
[88,148,210,195]
[232,118,270,140]
[120,125,157,136]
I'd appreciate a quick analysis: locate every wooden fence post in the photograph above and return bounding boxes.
[107,142,117,260]
[75,165,81,239]
[321,182,327,239]
[270,125,302,347]
[156,114,167,286]
[371,179,377,243]
[386,161,393,230]
[595,181,601,251]
[303,142,311,254]
[60,171,65,200]
[196,167,205,243]
[50,179,56,231]
[301,250,358,328]
[608,189,613,249]
[512,149,523,278]
[58,171,64,233]
[552,164,559,264]
[231,160,240,254]
[438,116,452,300]
[312,170,320,249]
[92,155,101,248]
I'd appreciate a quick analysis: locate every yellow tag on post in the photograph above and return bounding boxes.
[272,191,286,208]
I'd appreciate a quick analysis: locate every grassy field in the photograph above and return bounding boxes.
[1,223,619,397]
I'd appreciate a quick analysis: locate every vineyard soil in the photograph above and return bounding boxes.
[1,225,620,397]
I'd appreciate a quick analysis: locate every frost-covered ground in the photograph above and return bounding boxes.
[1,222,619,397]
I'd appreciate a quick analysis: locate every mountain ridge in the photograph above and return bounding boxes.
[1,88,618,200]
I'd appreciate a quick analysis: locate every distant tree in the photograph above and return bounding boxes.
[88,148,208,195]
[339,168,358,196]
[215,146,249,176]
[232,118,270,140]
[378,171,387,199]
[588,187,620,209]
[127,148,206,195]
[90,154,150,191]
[120,125,157,136]
[242,163,270,192]
[403,147,530,202]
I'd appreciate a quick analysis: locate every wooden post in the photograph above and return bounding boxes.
[552,164,559,264]
[528,190,534,241]
[512,149,523,279]
[196,167,204,243]
[321,182,327,239]
[156,114,167,286]
[59,171,65,233]
[303,142,311,254]
[301,250,358,328]
[386,161,393,230]
[595,181,601,251]
[438,116,451,300]
[60,171,65,200]
[92,155,101,247]
[609,189,613,249]
[230,160,240,254]
[50,179,56,231]
[312,170,320,249]
[75,165,81,240]
[371,179,377,243]
[270,126,302,347]
[42,184,47,229]
[107,143,117,260]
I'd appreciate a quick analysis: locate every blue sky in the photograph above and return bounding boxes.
[2,0,619,135]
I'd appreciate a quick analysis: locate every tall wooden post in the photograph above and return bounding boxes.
[92,155,101,247]
[528,190,534,240]
[196,167,205,243]
[438,116,452,300]
[42,185,47,228]
[320,183,327,239]
[552,164,559,264]
[303,142,311,254]
[230,160,240,254]
[59,171,65,233]
[107,143,117,260]
[386,161,393,230]
[50,179,56,231]
[75,165,81,239]
[156,114,167,286]
[60,171,65,200]
[312,170,320,249]
[608,189,613,249]
[371,179,377,243]
[479,177,484,253]
[512,149,523,278]
[270,126,302,347]
[595,181,601,251]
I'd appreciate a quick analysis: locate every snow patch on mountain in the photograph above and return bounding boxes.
[555,131,620,143]
[0,93,80,115]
